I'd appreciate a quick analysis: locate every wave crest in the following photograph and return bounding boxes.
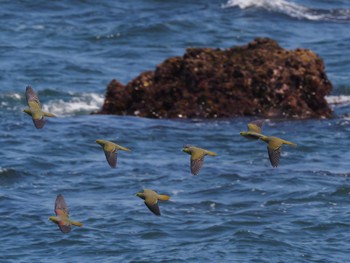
[326,95,350,105]
[222,0,350,22]
[42,93,104,116]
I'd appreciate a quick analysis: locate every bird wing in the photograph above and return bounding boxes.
[267,145,281,167]
[104,149,117,168]
[54,194,72,233]
[57,221,72,233]
[26,86,41,107]
[190,154,205,175]
[247,120,264,133]
[32,115,46,129]
[145,195,160,216]
[26,87,46,128]
[55,194,69,216]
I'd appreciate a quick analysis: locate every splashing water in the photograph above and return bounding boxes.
[222,0,350,22]
[42,93,104,116]
[326,95,350,105]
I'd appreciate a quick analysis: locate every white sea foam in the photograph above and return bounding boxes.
[222,0,349,21]
[326,95,350,105]
[0,92,22,101]
[42,93,104,116]
[0,92,23,110]
[10,93,22,100]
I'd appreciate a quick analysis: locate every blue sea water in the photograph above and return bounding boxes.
[1,0,350,262]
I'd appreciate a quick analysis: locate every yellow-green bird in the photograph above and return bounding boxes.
[259,135,297,167]
[49,194,83,233]
[96,139,131,168]
[182,145,217,175]
[136,189,170,216]
[240,119,265,140]
[23,86,55,129]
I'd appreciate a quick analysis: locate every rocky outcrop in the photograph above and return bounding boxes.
[98,38,332,119]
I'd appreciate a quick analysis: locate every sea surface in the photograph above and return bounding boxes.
[1,0,350,262]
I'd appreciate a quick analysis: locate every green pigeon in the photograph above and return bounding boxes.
[96,139,131,168]
[182,145,217,175]
[259,135,297,167]
[49,194,83,233]
[136,189,170,216]
[23,86,55,129]
[240,119,265,140]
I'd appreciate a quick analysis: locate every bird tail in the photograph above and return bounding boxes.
[283,140,297,147]
[118,145,131,152]
[205,150,217,156]
[44,112,56,117]
[158,195,170,201]
[71,221,83,227]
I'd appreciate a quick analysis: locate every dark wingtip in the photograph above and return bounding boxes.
[33,118,46,129]
[191,158,203,176]
[104,150,117,168]
[267,147,280,168]
[154,210,161,216]
[107,159,117,168]
[58,224,72,233]
[145,202,161,216]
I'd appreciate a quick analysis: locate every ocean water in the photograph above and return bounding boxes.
[1,0,350,262]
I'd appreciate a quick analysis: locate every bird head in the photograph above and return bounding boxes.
[95,139,105,146]
[49,216,59,223]
[182,145,192,154]
[136,192,145,200]
[239,131,247,137]
[23,108,32,116]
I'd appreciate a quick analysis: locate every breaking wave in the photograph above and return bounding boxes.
[42,92,104,116]
[1,91,104,116]
[3,91,350,117]
[326,95,350,105]
[222,0,350,22]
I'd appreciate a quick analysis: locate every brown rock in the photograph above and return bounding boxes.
[97,37,332,119]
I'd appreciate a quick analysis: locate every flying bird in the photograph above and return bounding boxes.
[182,145,217,175]
[96,139,131,168]
[49,194,83,233]
[23,86,55,129]
[240,119,265,140]
[259,135,297,167]
[136,189,170,216]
